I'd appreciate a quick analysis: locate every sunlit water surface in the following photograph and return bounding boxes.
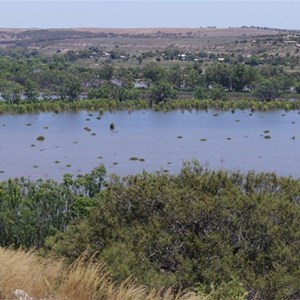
[1,109,300,181]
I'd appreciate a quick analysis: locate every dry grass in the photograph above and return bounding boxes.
[73,27,283,37]
[0,247,202,300]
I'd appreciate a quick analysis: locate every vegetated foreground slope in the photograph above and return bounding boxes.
[1,163,300,299]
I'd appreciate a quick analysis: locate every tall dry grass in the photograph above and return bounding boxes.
[0,247,202,300]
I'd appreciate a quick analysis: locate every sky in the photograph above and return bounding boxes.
[0,1,299,30]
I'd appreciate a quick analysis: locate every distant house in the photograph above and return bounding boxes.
[111,79,122,87]
[134,80,148,89]
[177,54,187,60]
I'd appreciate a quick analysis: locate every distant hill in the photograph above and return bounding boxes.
[0,26,299,56]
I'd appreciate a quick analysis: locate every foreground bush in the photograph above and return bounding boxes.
[47,163,300,300]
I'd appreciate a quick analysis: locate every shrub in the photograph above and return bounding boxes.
[36,135,45,141]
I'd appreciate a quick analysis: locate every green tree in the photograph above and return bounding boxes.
[88,84,111,99]
[0,166,106,248]
[277,74,295,94]
[168,64,184,89]
[182,65,199,91]
[253,78,282,101]
[209,84,227,100]
[0,80,23,103]
[24,79,39,102]
[111,86,141,102]
[98,64,114,81]
[149,82,177,105]
[59,75,82,101]
[143,62,165,83]
[231,64,257,92]
[205,64,232,90]
[194,86,207,99]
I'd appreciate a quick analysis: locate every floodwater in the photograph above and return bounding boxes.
[0,109,300,181]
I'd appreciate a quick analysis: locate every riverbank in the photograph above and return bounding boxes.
[1,98,300,114]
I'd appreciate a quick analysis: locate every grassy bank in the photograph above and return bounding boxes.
[1,98,300,114]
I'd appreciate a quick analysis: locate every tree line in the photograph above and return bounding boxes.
[1,50,300,105]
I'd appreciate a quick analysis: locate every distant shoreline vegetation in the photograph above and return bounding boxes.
[1,98,300,114]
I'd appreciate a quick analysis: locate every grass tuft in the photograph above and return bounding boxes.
[0,247,201,300]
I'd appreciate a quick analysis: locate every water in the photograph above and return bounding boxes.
[0,109,300,181]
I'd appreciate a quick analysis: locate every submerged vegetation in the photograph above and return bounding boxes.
[110,122,115,130]
[36,135,45,141]
[1,163,300,298]
[2,98,300,115]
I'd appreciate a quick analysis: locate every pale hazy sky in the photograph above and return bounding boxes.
[0,1,299,30]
